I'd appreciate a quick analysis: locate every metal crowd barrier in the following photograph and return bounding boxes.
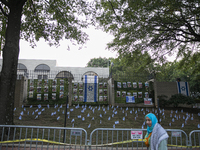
[0,125,200,150]
[189,130,200,150]
[0,125,87,150]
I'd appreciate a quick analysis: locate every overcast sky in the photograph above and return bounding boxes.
[18,26,118,67]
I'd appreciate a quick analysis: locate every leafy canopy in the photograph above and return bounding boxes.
[0,0,96,49]
[95,0,200,61]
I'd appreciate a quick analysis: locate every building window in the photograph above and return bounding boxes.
[38,75,48,79]
[17,63,27,72]
[34,64,50,72]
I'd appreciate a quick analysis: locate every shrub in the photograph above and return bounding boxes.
[157,95,168,107]
[168,94,195,107]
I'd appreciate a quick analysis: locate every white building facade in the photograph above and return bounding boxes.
[0,59,110,82]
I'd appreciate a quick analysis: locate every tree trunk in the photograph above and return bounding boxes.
[0,2,25,125]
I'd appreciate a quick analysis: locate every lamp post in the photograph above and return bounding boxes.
[110,62,114,78]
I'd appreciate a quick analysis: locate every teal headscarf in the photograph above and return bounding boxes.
[145,113,158,135]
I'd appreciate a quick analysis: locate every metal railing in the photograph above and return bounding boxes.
[0,125,199,150]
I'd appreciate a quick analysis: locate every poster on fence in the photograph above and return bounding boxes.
[126,96,135,103]
[131,131,143,139]
[144,98,153,105]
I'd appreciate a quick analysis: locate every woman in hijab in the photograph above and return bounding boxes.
[144,113,169,150]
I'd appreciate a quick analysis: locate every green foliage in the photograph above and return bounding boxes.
[168,94,195,108]
[95,0,200,61]
[157,95,168,107]
[86,57,112,67]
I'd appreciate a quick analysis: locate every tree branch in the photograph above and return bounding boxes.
[0,0,9,6]
[0,3,8,17]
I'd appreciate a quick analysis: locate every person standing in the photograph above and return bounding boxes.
[144,113,169,150]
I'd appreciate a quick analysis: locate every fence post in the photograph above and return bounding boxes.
[157,98,160,123]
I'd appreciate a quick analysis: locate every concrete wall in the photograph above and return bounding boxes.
[14,78,25,108]
[154,81,178,106]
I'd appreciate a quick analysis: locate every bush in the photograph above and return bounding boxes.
[157,95,168,107]
[168,94,195,107]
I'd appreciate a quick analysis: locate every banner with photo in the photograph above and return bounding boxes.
[144,98,153,105]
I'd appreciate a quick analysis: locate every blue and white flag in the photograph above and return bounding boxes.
[177,82,190,96]
[83,75,98,102]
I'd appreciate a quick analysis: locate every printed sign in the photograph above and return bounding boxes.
[131,131,143,139]
[172,131,182,137]
[71,130,82,136]
[126,96,135,103]
[144,98,153,105]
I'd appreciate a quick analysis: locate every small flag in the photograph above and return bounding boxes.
[108,117,111,120]
[123,117,125,121]
[100,114,102,117]
[57,116,60,120]
[32,112,34,115]
[35,115,38,119]
[82,117,85,121]
[115,121,119,124]
[88,123,91,128]
[182,123,184,128]
[30,105,33,108]
[42,108,45,111]
[14,108,16,111]
[20,111,24,116]
[38,111,41,115]
[71,118,75,122]
[198,124,200,128]
[169,123,171,126]
[100,120,102,124]
[19,116,22,120]
[113,124,115,128]
[92,117,94,120]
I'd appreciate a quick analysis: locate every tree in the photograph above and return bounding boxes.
[95,0,200,61]
[0,0,94,125]
[86,57,111,67]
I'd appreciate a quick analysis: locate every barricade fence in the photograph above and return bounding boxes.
[0,125,200,150]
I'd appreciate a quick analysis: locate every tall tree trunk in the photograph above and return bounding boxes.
[0,2,25,125]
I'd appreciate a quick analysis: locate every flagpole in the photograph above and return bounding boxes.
[63,95,68,143]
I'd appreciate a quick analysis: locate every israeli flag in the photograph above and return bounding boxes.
[177,82,189,96]
[83,75,98,102]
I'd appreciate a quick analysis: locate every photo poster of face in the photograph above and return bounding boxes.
[144,98,153,105]
[74,83,78,89]
[44,93,48,100]
[104,82,107,88]
[59,92,64,98]
[60,85,64,92]
[117,91,121,97]
[117,82,121,88]
[52,79,57,86]
[52,93,56,100]
[138,92,143,98]
[74,95,78,101]
[99,82,103,88]
[37,79,42,86]
[122,91,126,97]
[52,86,56,92]
[99,89,103,95]
[127,82,131,88]
[79,82,83,88]
[123,82,127,88]
[37,87,42,93]
[133,82,137,88]
[44,80,48,86]
[99,96,103,101]
[60,79,64,85]
[145,92,149,98]
[133,92,137,98]
[29,79,34,86]
[44,86,48,93]
[127,92,131,96]
[104,96,107,101]
[145,82,149,88]
[104,89,107,95]
[29,91,33,98]
[73,89,77,95]
[139,82,142,88]
[79,96,83,102]
[79,89,83,95]
[29,86,34,91]
[37,94,41,100]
